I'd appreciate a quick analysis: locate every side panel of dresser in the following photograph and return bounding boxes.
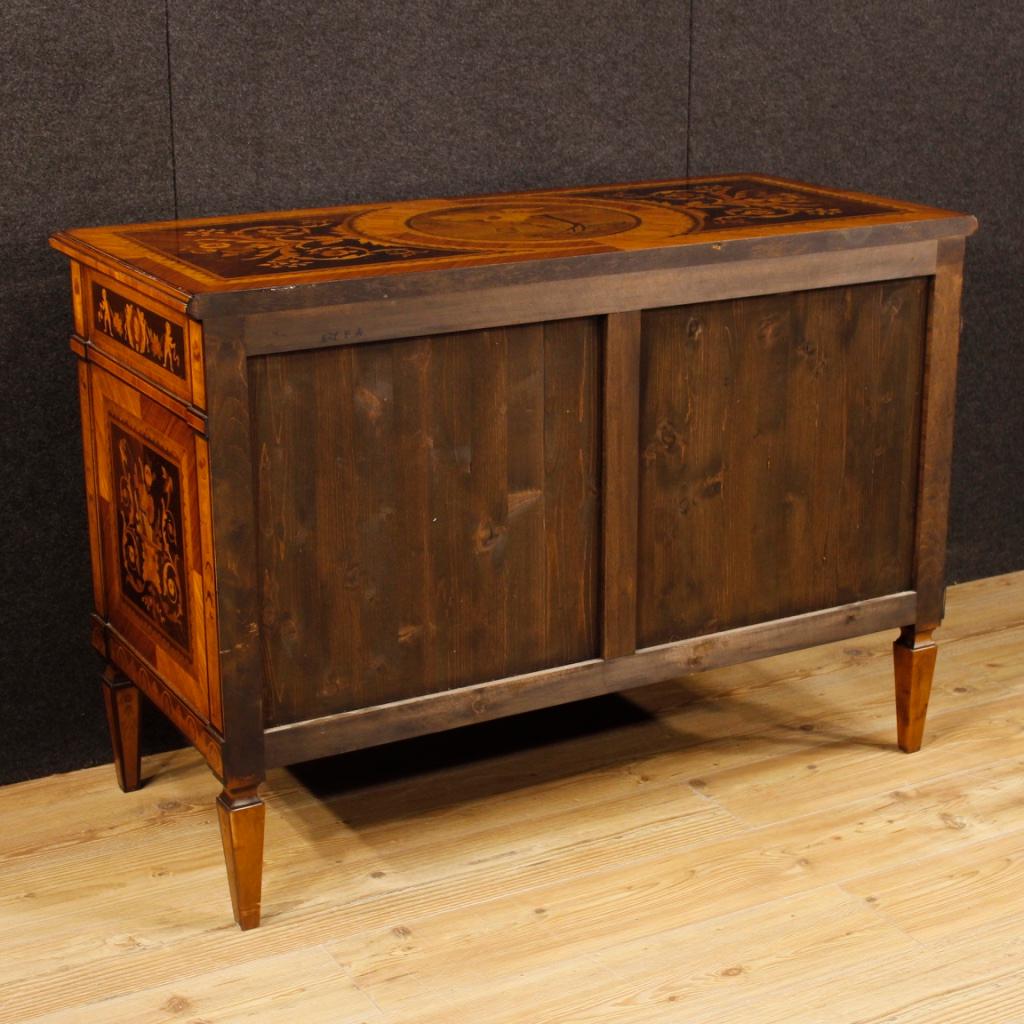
[912,236,966,630]
[71,262,226,778]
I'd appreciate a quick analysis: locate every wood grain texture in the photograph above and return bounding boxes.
[264,592,915,767]
[216,788,265,931]
[913,237,967,629]
[194,433,223,732]
[86,362,215,719]
[237,240,940,353]
[83,340,206,432]
[637,278,928,647]
[0,571,1020,1023]
[100,668,141,793]
[601,311,642,659]
[203,316,265,790]
[894,625,938,752]
[75,357,106,618]
[250,319,601,728]
[69,261,86,336]
[107,633,223,778]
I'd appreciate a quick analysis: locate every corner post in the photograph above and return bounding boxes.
[896,235,967,751]
[204,315,268,925]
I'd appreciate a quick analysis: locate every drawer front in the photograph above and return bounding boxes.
[85,268,205,409]
[86,362,221,726]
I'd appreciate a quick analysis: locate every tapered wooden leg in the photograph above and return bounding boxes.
[893,626,938,753]
[217,788,266,930]
[101,668,142,792]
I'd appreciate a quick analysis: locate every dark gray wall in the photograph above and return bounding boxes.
[168,0,689,214]
[0,1,179,781]
[0,1,1019,785]
[689,1,1024,584]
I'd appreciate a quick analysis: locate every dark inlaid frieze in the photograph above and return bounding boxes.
[127,218,472,278]
[92,282,185,379]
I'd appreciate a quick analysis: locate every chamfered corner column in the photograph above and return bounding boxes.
[101,666,142,792]
[893,626,938,753]
[216,787,266,930]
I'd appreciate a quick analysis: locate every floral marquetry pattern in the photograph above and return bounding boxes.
[118,176,898,282]
[92,282,185,379]
[110,421,190,651]
[131,218,470,276]
[585,181,882,227]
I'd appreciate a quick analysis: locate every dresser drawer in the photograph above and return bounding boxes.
[85,362,221,728]
[84,267,205,409]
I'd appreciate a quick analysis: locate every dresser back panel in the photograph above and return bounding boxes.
[637,278,929,648]
[250,317,602,727]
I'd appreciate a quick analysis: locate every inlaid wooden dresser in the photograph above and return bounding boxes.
[51,175,976,929]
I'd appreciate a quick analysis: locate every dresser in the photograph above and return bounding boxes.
[51,175,976,929]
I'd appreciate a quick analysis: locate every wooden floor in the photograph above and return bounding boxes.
[2,572,1023,1023]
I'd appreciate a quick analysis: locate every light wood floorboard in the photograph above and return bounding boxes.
[1,572,1022,1022]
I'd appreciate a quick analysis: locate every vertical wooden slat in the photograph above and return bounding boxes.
[70,261,85,336]
[101,667,141,792]
[544,318,602,664]
[251,350,317,725]
[913,236,967,630]
[188,319,207,409]
[505,324,548,674]
[204,316,265,789]
[434,331,471,688]
[601,310,642,659]
[782,288,841,612]
[354,342,400,700]
[728,297,790,626]
[195,433,224,731]
[857,280,928,601]
[76,360,107,620]
[393,337,433,699]
[466,327,510,684]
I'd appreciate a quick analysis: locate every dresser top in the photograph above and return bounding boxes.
[51,174,975,316]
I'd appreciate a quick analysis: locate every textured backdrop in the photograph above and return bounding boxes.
[0,0,1019,784]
